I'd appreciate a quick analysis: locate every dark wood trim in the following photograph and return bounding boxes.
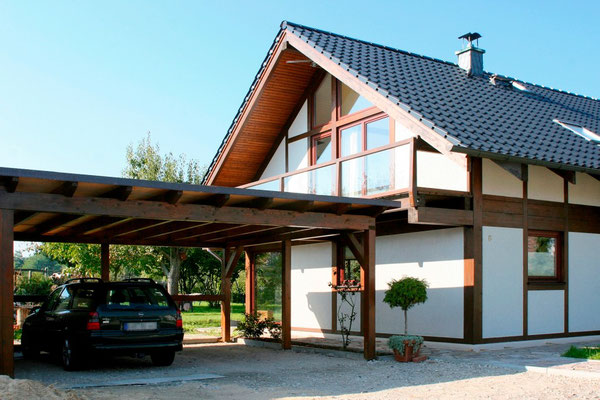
[563,178,569,334]
[0,209,14,378]
[408,207,473,226]
[472,157,483,343]
[101,243,110,282]
[492,160,526,181]
[331,240,339,331]
[224,246,243,279]
[550,168,576,184]
[522,167,529,337]
[281,239,292,350]
[245,251,256,314]
[341,232,364,267]
[527,282,566,290]
[463,226,474,343]
[361,228,376,360]
[526,230,563,282]
[221,248,231,343]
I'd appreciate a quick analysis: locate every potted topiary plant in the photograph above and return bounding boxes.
[383,277,428,362]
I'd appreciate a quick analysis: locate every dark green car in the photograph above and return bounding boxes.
[21,278,184,370]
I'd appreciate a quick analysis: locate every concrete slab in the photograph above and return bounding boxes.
[59,373,224,389]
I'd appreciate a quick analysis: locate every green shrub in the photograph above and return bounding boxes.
[388,335,424,355]
[383,277,428,335]
[14,274,53,296]
[236,312,266,339]
[264,317,281,340]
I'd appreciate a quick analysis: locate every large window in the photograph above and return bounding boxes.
[340,82,373,117]
[340,116,391,157]
[527,231,562,282]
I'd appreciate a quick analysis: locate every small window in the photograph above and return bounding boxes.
[71,287,97,310]
[527,231,562,281]
[313,75,332,127]
[366,117,390,150]
[340,82,372,116]
[55,287,73,311]
[554,120,600,143]
[311,133,332,165]
[337,246,361,287]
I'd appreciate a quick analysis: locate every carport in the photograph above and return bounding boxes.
[0,167,401,377]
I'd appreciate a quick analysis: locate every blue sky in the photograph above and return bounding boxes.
[1,0,598,178]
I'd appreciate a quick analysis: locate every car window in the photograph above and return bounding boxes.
[45,288,63,311]
[106,286,170,308]
[71,287,97,310]
[55,287,74,311]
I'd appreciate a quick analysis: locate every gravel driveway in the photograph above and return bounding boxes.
[9,343,600,399]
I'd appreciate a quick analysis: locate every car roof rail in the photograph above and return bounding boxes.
[64,277,104,284]
[122,278,156,284]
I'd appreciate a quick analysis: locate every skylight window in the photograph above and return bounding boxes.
[554,119,600,143]
[511,81,529,92]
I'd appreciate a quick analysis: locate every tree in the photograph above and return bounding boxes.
[383,277,428,335]
[122,133,205,294]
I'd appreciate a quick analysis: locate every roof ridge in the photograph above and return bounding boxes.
[283,20,600,102]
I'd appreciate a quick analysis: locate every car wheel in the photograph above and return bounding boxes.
[151,350,175,366]
[61,338,81,371]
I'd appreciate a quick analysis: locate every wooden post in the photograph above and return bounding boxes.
[361,228,376,360]
[0,209,14,377]
[245,252,256,314]
[281,239,291,350]
[101,243,110,281]
[221,248,231,342]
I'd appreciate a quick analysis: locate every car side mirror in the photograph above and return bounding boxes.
[30,306,41,315]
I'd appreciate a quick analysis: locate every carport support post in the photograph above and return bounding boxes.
[101,243,110,281]
[245,251,256,314]
[281,239,291,350]
[0,209,14,378]
[221,248,231,342]
[361,228,376,360]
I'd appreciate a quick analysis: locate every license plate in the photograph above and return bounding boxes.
[124,322,157,331]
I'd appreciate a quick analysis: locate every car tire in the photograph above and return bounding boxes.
[151,350,175,366]
[61,338,81,371]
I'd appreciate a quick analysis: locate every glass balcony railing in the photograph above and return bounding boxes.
[243,139,414,199]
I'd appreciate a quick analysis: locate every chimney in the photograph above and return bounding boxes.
[456,32,485,76]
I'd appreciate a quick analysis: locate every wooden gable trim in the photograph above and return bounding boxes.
[284,33,467,169]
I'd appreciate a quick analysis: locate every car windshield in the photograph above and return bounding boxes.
[105,285,170,309]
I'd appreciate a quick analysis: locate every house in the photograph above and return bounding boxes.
[204,21,600,345]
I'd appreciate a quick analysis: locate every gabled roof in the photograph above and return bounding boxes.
[205,21,600,185]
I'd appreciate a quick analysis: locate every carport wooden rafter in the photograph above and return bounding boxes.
[0,167,397,377]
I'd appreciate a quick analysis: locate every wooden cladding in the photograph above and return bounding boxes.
[482,194,600,234]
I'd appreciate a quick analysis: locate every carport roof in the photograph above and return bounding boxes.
[0,167,399,248]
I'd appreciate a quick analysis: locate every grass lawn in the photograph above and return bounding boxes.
[562,345,600,360]
[181,302,245,333]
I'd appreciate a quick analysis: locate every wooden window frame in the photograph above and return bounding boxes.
[310,131,332,166]
[336,245,361,287]
[527,230,563,283]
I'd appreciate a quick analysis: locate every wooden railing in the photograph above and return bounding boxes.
[241,137,418,203]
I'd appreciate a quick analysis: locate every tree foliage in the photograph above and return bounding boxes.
[383,277,429,335]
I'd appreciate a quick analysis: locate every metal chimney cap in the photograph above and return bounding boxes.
[458,32,482,42]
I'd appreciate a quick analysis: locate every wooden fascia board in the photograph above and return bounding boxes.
[206,33,291,185]
[408,207,474,226]
[284,33,466,169]
[0,191,374,231]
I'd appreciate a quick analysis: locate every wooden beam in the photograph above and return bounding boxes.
[100,185,133,201]
[230,227,340,248]
[0,209,14,377]
[14,211,37,225]
[101,243,110,281]
[221,248,231,343]
[492,160,527,181]
[51,181,78,197]
[57,216,125,237]
[224,246,243,279]
[203,194,230,208]
[341,232,364,267]
[26,214,84,235]
[245,252,256,314]
[281,239,292,350]
[119,222,213,242]
[0,191,374,231]
[549,168,576,184]
[194,225,279,243]
[361,228,376,360]
[234,197,274,210]
[408,207,474,226]
[149,190,183,204]
[0,177,18,193]
[92,219,168,240]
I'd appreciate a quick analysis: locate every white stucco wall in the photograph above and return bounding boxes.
[482,158,523,198]
[528,165,563,202]
[416,151,468,192]
[528,290,564,335]
[260,138,285,180]
[394,120,414,142]
[569,172,600,207]
[287,138,308,172]
[376,228,464,338]
[291,242,333,330]
[569,232,600,332]
[482,226,523,338]
[288,100,308,138]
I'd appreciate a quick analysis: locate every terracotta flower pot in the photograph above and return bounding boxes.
[392,340,423,362]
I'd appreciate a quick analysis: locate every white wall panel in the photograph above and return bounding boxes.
[417,152,468,192]
[288,100,308,138]
[482,227,523,338]
[291,242,332,330]
[482,158,523,198]
[375,228,464,338]
[569,173,600,207]
[287,138,308,172]
[260,138,285,180]
[569,232,600,332]
[528,165,563,202]
[528,290,564,335]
